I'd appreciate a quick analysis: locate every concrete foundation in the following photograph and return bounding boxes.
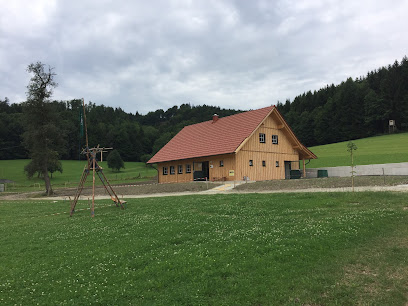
[306,162,408,178]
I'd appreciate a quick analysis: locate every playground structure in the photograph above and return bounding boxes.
[70,98,125,217]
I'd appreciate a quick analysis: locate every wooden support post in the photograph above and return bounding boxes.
[302,159,306,178]
[91,154,95,217]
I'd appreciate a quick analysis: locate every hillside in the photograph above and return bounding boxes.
[1,56,407,162]
[307,132,408,168]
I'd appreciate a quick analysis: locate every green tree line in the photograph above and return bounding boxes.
[277,56,408,146]
[0,98,239,162]
[1,56,407,161]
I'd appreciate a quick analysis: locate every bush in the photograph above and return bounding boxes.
[107,150,125,172]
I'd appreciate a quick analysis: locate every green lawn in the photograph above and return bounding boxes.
[1,193,407,304]
[0,160,157,192]
[307,132,408,168]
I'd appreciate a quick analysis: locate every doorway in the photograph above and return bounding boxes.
[284,161,291,180]
[193,161,209,180]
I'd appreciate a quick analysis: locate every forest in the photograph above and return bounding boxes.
[1,56,407,162]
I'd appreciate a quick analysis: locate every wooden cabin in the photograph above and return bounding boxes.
[147,106,316,183]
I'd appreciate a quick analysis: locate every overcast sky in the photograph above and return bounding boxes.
[1,0,407,114]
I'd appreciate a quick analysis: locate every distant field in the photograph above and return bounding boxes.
[0,193,407,304]
[0,159,156,192]
[307,133,408,168]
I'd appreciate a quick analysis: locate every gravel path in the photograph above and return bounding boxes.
[3,183,407,201]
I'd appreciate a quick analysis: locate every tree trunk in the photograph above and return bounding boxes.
[42,166,53,196]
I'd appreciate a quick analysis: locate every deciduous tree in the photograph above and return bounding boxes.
[22,62,64,195]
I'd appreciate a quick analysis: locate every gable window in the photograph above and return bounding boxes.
[272,135,279,144]
[186,164,191,173]
[276,161,279,167]
[259,133,265,143]
[262,160,266,167]
[178,165,183,174]
[220,160,224,167]
[249,160,253,166]
[163,167,168,175]
[170,166,175,175]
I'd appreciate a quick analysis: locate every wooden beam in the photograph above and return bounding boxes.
[292,145,300,150]
[277,124,284,130]
[303,159,306,178]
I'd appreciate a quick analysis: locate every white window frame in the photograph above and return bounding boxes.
[276,161,279,167]
[220,160,224,167]
[186,164,191,173]
[170,166,175,175]
[163,167,168,175]
[259,133,265,143]
[272,134,278,144]
[249,160,253,166]
[178,165,183,174]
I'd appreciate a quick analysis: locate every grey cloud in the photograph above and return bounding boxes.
[1,0,407,114]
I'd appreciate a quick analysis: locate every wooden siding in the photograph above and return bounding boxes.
[235,151,299,181]
[236,111,300,181]
[156,111,303,183]
[157,154,236,183]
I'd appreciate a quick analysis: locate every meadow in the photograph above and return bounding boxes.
[307,132,408,168]
[0,160,157,192]
[1,192,407,304]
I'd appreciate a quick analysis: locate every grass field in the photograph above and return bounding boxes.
[307,132,408,168]
[0,160,157,192]
[1,192,407,304]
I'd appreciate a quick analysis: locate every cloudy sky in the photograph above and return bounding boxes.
[1,0,407,114]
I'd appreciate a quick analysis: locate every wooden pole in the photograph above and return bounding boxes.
[91,151,95,217]
[351,149,354,192]
[302,159,306,178]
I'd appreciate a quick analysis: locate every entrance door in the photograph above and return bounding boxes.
[284,161,291,180]
[193,161,209,180]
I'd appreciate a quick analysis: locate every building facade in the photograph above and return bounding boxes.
[147,106,316,183]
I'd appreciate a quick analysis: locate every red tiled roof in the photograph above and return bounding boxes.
[148,106,274,164]
[147,106,274,164]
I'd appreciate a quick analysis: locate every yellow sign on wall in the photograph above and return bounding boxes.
[229,170,235,177]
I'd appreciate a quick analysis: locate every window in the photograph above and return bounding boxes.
[249,160,253,166]
[186,164,191,173]
[259,133,265,143]
[170,166,175,175]
[272,135,278,144]
[178,165,183,174]
[163,167,168,175]
[276,161,279,167]
[220,160,224,167]
[262,160,266,167]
